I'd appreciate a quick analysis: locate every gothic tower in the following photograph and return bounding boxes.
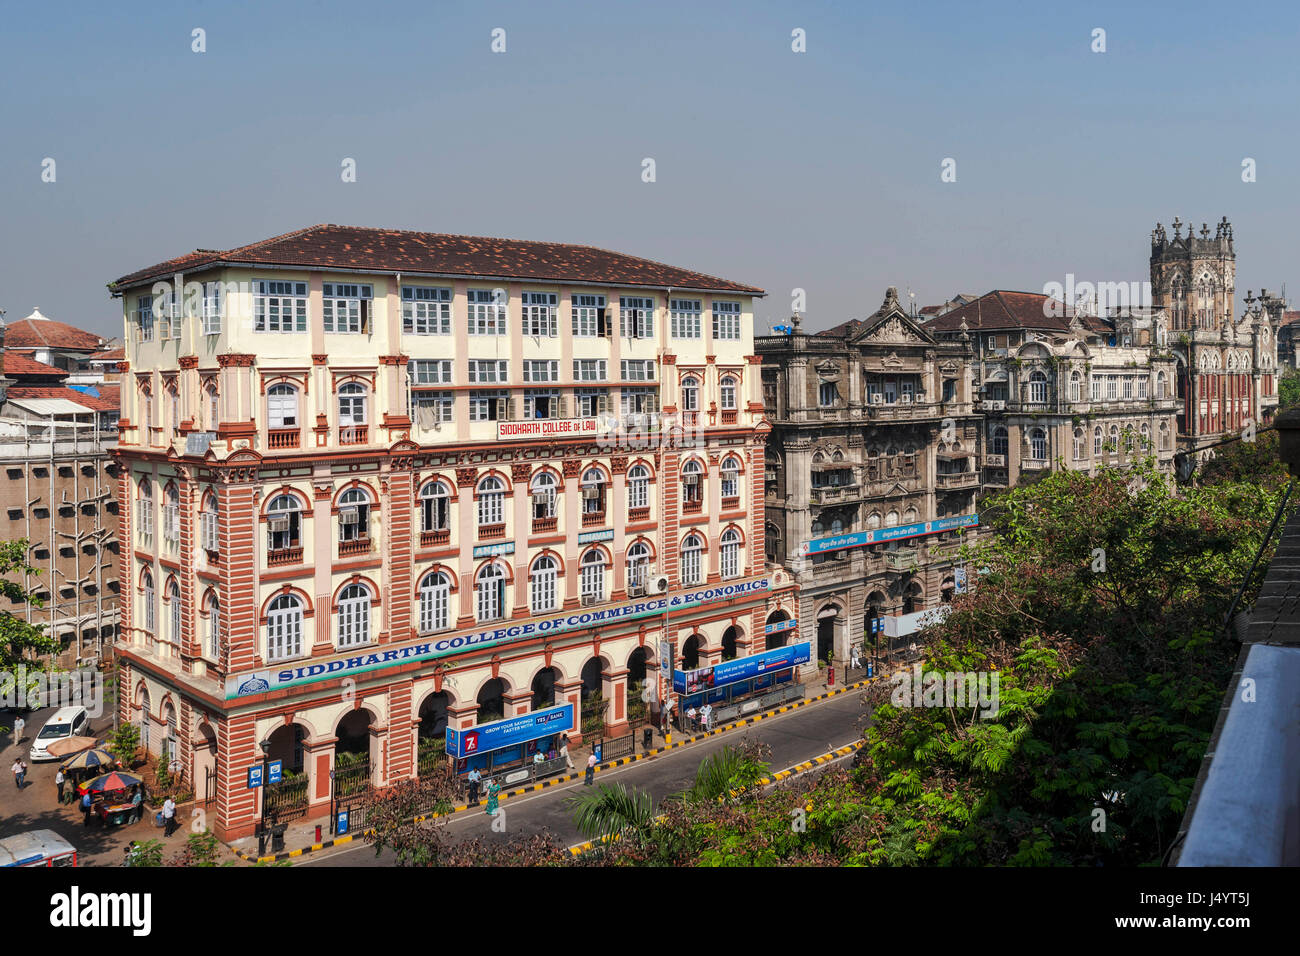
[1150,216,1235,333]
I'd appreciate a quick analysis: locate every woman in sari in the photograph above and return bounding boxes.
[484,778,501,816]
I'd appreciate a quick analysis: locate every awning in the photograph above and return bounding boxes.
[6,397,96,416]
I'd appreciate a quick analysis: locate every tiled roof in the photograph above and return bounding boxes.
[5,316,107,352]
[2,350,65,378]
[110,224,764,295]
[918,305,943,315]
[926,290,1112,334]
[88,347,125,363]
[7,385,118,412]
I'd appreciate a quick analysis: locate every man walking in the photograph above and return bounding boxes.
[11,757,26,789]
[162,795,177,836]
[81,790,94,827]
[55,767,65,803]
[466,766,482,804]
[584,752,597,786]
[559,734,575,772]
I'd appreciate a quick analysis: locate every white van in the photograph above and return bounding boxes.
[29,706,89,762]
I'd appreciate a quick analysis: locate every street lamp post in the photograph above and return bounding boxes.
[256,739,270,857]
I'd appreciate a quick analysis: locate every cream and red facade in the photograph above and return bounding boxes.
[109,226,795,840]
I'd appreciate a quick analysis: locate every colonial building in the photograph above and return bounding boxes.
[1148,217,1279,447]
[757,288,980,666]
[926,291,1182,488]
[108,224,796,840]
[0,315,120,668]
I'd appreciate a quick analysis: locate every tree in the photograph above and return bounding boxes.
[108,722,140,767]
[362,771,462,866]
[566,783,654,846]
[0,539,62,722]
[1278,369,1300,410]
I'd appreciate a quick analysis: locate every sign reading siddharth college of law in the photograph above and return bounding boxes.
[224,577,774,700]
[496,417,610,440]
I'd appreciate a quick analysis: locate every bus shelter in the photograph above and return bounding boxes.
[673,642,812,728]
[446,703,574,787]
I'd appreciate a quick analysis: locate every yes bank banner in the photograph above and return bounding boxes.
[226,577,773,699]
[806,513,978,556]
[446,703,574,759]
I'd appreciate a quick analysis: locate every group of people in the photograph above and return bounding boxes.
[684,702,714,733]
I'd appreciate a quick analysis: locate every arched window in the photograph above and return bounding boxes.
[720,527,742,579]
[338,487,371,543]
[475,562,506,622]
[1069,371,1082,403]
[1109,424,1120,455]
[681,534,704,586]
[200,492,219,556]
[720,376,738,412]
[530,471,558,520]
[1029,428,1047,460]
[990,426,1008,457]
[339,382,368,443]
[167,579,181,651]
[477,475,505,527]
[627,464,650,511]
[1028,370,1048,404]
[337,583,372,647]
[530,555,559,613]
[266,594,304,661]
[1156,371,1168,399]
[136,478,154,539]
[681,376,700,413]
[418,571,451,633]
[626,540,651,591]
[267,493,302,553]
[885,510,899,527]
[1140,423,1150,448]
[720,456,741,500]
[268,383,299,429]
[902,507,918,524]
[163,484,180,544]
[1094,425,1103,456]
[1159,421,1171,450]
[581,468,606,516]
[204,593,221,660]
[867,512,882,529]
[681,459,704,508]
[1072,427,1085,460]
[141,569,155,633]
[580,549,606,605]
[420,480,450,532]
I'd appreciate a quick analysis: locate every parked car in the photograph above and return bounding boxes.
[29,706,89,762]
[0,830,77,867]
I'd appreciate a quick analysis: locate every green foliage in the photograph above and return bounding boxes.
[1278,370,1300,410]
[170,830,235,867]
[0,539,61,673]
[566,783,654,845]
[126,839,164,867]
[108,723,140,766]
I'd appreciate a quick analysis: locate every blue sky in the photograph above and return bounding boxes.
[2,0,1298,338]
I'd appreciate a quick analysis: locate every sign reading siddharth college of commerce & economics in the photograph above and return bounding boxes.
[224,577,774,700]
[496,417,611,441]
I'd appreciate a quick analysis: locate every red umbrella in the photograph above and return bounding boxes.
[82,770,143,794]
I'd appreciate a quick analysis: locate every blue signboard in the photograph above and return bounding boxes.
[337,810,349,836]
[445,703,574,760]
[673,641,812,694]
[247,765,263,790]
[764,617,798,635]
[806,513,978,556]
[268,760,283,784]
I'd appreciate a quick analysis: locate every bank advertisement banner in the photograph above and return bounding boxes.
[673,641,812,694]
[806,513,978,556]
[445,703,574,759]
[225,576,773,699]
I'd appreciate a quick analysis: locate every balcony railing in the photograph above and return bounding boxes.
[339,537,371,557]
[681,410,699,426]
[682,498,703,514]
[809,484,861,505]
[721,496,740,511]
[268,428,300,449]
[581,511,606,528]
[884,548,919,571]
[267,546,303,567]
[479,523,506,540]
[1021,458,1050,471]
[976,399,1006,412]
[420,529,450,548]
[628,506,650,522]
[339,425,369,445]
[936,471,980,489]
[721,409,738,425]
[532,516,557,534]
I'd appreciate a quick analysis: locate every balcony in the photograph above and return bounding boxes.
[628,506,650,522]
[1021,458,1050,471]
[936,471,980,490]
[339,537,371,557]
[681,410,700,426]
[420,529,450,548]
[884,548,919,571]
[268,428,300,449]
[339,425,369,446]
[267,546,303,567]
[721,495,740,511]
[721,409,738,425]
[809,483,861,505]
[581,511,606,528]
[532,516,558,534]
[682,499,703,515]
[865,401,941,422]
[479,523,506,540]
[976,399,1006,412]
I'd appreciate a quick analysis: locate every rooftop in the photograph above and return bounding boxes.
[925,290,1111,335]
[4,309,108,352]
[110,224,765,296]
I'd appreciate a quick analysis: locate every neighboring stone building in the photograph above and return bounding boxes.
[108,223,796,840]
[927,290,1182,488]
[0,315,120,668]
[757,288,980,666]
[1148,217,1279,448]
[1275,311,1300,370]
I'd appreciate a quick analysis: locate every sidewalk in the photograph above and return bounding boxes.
[230,665,890,864]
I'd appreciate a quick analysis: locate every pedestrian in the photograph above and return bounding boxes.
[81,790,94,828]
[851,646,861,670]
[701,703,712,732]
[162,795,177,836]
[11,757,26,789]
[484,778,501,816]
[584,752,597,786]
[55,767,65,803]
[466,766,482,804]
[686,706,697,733]
[662,698,675,733]
[123,841,139,867]
[131,786,144,823]
[559,733,575,772]
[532,749,545,773]
[12,716,24,743]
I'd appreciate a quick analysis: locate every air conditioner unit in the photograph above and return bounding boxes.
[870,394,883,404]
[268,516,290,533]
[649,574,670,595]
[340,507,359,524]
[627,582,647,598]
[582,487,599,499]
[581,593,600,606]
